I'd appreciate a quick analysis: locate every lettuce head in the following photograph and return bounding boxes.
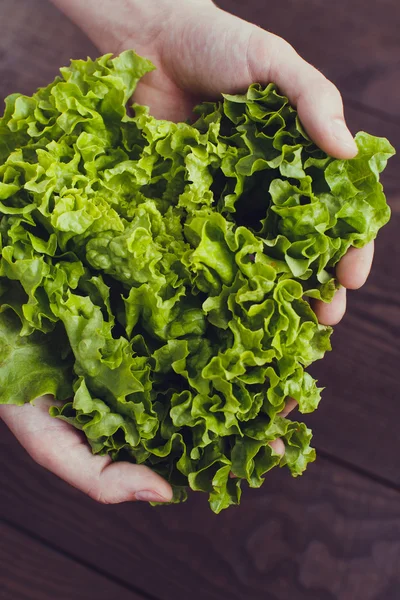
[0,51,394,512]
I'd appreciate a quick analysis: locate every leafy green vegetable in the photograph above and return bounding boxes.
[0,51,394,512]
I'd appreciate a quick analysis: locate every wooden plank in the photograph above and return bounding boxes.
[0,2,399,598]
[0,519,147,600]
[1,423,400,600]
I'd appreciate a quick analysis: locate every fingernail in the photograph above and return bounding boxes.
[332,118,358,152]
[135,490,169,503]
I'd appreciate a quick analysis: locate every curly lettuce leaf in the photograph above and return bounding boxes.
[0,309,73,404]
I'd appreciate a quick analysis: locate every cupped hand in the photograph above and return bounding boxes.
[0,397,173,504]
[2,0,374,502]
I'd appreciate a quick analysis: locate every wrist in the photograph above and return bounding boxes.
[50,0,215,56]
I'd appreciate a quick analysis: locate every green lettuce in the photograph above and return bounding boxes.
[0,51,394,512]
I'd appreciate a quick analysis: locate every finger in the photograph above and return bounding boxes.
[269,438,285,456]
[278,398,298,418]
[313,286,347,326]
[0,396,172,504]
[246,31,358,159]
[336,241,374,289]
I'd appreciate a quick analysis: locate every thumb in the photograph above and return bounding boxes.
[246,29,358,158]
[163,5,357,159]
[0,396,173,504]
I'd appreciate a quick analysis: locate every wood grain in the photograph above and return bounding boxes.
[306,211,400,484]
[1,1,400,599]
[1,423,400,600]
[0,520,146,600]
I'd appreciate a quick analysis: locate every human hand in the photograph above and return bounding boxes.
[1,0,373,502]
[0,396,174,503]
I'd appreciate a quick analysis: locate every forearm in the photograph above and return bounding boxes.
[50,0,213,54]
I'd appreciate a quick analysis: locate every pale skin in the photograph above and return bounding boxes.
[0,0,375,504]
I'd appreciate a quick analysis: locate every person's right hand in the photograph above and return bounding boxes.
[0,396,174,504]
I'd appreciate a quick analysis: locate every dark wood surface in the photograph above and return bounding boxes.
[2,424,400,600]
[0,0,399,599]
[0,521,144,600]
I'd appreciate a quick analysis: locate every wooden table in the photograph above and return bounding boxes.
[1,1,399,598]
